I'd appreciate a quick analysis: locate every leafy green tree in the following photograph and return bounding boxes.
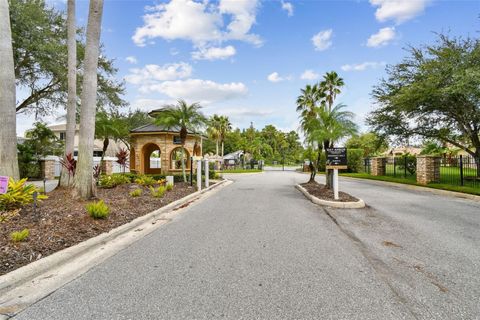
[207,114,221,156]
[95,111,121,164]
[10,0,125,116]
[420,140,447,156]
[18,122,63,178]
[346,132,388,157]
[153,100,206,182]
[114,109,153,149]
[368,33,480,173]
[218,115,232,157]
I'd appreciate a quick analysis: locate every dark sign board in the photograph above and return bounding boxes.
[173,136,182,144]
[326,147,347,169]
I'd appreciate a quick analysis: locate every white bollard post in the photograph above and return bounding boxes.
[197,160,202,191]
[204,159,209,188]
[333,168,339,200]
[166,176,174,187]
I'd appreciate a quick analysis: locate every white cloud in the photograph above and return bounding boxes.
[192,45,236,60]
[300,69,319,80]
[125,56,138,64]
[131,98,174,111]
[312,29,333,51]
[140,79,248,104]
[370,0,430,24]
[132,0,261,48]
[125,62,193,84]
[267,72,291,83]
[367,27,396,47]
[281,1,293,16]
[341,61,386,72]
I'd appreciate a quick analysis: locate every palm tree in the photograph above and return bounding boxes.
[296,84,323,117]
[218,115,232,157]
[207,115,221,156]
[0,0,19,179]
[154,100,206,182]
[95,111,120,166]
[319,71,345,188]
[74,0,104,199]
[60,0,77,187]
[321,71,344,112]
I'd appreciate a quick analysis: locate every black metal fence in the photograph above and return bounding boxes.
[384,156,417,180]
[439,155,480,188]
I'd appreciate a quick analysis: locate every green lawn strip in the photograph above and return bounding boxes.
[340,173,480,196]
[221,169,263,174]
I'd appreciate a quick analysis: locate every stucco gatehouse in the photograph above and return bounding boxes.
[129,123,204,175]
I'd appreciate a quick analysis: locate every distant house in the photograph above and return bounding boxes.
[47,123,127,157]
[384,146,422,157]
[223,150,246,167]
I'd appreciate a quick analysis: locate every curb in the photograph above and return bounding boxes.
[0,179,232,318]
[295,184,366,209]
[339,176,480,203]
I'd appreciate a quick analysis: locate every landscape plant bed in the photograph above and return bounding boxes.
[0,182,196,276]
[300,181,359,202]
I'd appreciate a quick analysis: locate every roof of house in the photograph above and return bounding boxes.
[223,150,244,160]
[47,123,80,131]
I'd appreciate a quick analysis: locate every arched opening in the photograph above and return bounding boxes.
[170,147,190,170]
[142,143,162,174]
[130,147,136,172]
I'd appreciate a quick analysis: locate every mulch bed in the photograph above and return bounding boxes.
[300,181,359,202]
[0,182,197,276]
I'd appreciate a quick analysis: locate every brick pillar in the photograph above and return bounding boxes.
[101,159,113,175]
[416,156,440,185]
[40,159,56,180]
[371,157,386,176]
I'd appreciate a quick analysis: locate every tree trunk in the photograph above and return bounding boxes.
[221,141,224,157]
[215,140,218,156]
[324,140,333,189]
[0,0,19,179]
[60,0,77,187]
[181,145,187,182]
[74,0,104,199]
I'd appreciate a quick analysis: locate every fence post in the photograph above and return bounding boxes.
[393,157,396,177]
[460,155,464,186]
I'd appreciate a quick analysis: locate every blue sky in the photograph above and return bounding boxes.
[18,0,480,136]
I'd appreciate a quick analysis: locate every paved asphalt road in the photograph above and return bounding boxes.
[14,172,480,320]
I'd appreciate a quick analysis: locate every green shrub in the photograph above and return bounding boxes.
[346,149,364,173]
[99,174,131,188]
[135,175,157,186]
[0,178,47,210]
[166,184,173,191]
[114,172,138,183]
[129,188,142,197]
[10,228,30,242]
[85,200,110,219]
[149,186,166,198]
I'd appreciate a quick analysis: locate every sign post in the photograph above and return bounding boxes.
[326,148,347,200]
[0,176,9,194]
[204,159,209,188]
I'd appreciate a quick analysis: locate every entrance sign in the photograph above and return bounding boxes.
[326,148,347,200]
[0,176,9,194]
[326,148,347,170]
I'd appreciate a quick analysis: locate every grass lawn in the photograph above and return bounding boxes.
[340,172,480,196]
[221,169,263,174]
